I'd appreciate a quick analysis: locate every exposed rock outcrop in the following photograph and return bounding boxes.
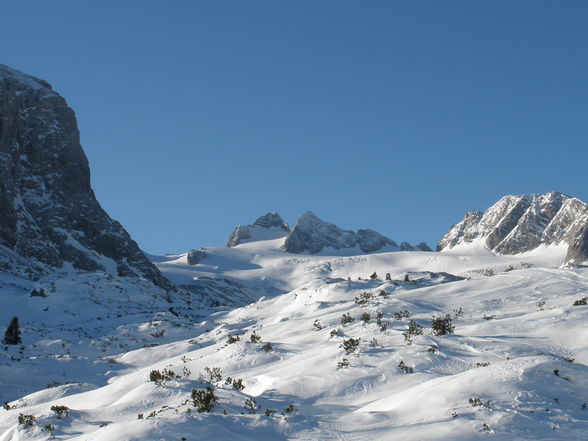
[0,64,172,289]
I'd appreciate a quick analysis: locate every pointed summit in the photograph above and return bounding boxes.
[227,212,290,247]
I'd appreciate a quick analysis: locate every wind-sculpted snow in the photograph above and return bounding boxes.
[0,64,171,289]
[3,244,588,440]
[438,192,588,266]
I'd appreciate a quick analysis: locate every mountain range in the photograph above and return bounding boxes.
[1,64,588,441]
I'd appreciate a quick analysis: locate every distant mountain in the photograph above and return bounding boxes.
[227,212,290,247]
[437,191,588,265]
[0,64,171,289]
[282,211,430,255]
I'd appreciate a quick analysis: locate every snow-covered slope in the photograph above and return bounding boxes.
[3,238,588,440]
[438,192,588,266]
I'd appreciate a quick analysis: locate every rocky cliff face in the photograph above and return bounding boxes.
[0,64,172,289]
[438,192,588,265]
[227,212,290,247]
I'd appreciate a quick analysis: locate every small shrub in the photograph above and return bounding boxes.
[313,319,323,330]
[504,265,515,272]
[265,408,276,417]
[476,362,490,367]
[226,334,241,344]
[50,405,69,418]
[537,300,546,311]
[341,313,354,325]
[428,344,438,353]
[562,356,575,363]
[340,338,360,355]
[369,338,378,348]
[378,290,389,298]
[385,273,391,281]
[261,342,273,352]
[244,398,258,414]
[404,274,410,282]
[483,314,495,321]
[573,298,588,306]
[203,366,222,384]
[137,413,144,419]
[355,292,372,306]
[431,315,455,336]
[284,404,295,414]
[250,331,262,343]
[394,310,411,321]
[329,328,341,338]
[18,413,35,428]
[453,307,464,319]
[360,312,371,324]
[44,424,55,432]
[403,319,423,344]
[149,369,179,385]
[191,387,218,412]
[376,311,384,325]
[370,272,378,280]
[232,378,245,391]
[469,397,482,407]
[3,401,13,410]
[337,358,350,368]
[481,423,491,432]
[398,360,413,373]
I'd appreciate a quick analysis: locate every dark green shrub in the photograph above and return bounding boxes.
[355,292,372,306]
[341,313,354,325]
[403,319,423,344]
[394,310,411,320]
[573,298,588,306]
[191,387,218,412]
[244,398,258,414]
[261,342,273,352]
[340,338,360,355]
[360,312,371,323]
[398,360,413,373]
[250,331,262,343]
[431,315,455,336]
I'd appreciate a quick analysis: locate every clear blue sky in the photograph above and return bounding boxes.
[2,1,587,254]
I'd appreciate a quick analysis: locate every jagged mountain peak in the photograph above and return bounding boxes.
[438,191,588,265]
[282,212,399,255]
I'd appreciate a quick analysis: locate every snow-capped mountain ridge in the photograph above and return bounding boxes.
[228,211,431,255]
[438,191,588,265]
